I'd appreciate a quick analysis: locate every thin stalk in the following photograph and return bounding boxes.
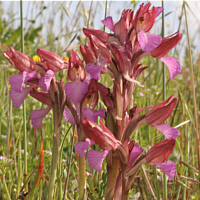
[48,103,60,200]
[20,0,28,192]
[62,125,74,200]
[183,1,200,169]
[161,1,167,199]
[17,138,22,194]
[3,174,11,200]
[103,0,108,32]
[77,125,86,200]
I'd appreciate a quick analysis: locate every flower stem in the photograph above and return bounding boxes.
[77,125,87,200]
[183,0,200,169]
[48,103,60,200]
[161,1,168,199]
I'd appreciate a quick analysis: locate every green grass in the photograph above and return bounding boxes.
[0,1,200,199]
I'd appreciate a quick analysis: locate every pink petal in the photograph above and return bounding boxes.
[101,16,114,32]
[10,73,25,93]
[155,124,179,139]
[10,71,37,93]
[139,31,162,52]
[10,86,33,108]
[87,149,109,171]
[156,7,164,17]
[30,107,52,129]
[154,161,176,180]
[86,58,106,80]
[24,71,38,82]
[39,70,55,91]
[127,143,143,171]
[82,108,105,122]
[75,138,95,158]
[64,79,88,103]
[63,108,77,125]
[84,74,92,85]
[160,57,181,79]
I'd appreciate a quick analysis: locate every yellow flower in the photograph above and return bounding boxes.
[33,55,41,62]
[63,56,69,62]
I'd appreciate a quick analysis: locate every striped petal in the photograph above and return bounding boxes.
[82,108,105,122]
[75,138,95,158]
[65,79,88,103]
[30,107,52,129]
[10,86,33,108]
[101,16,114,32]
[154,161,176,180]
[160,57,181,79]
[155,124,179,139]
[87,149,109,171]
[39,70,55,91]
[139,31,162,52]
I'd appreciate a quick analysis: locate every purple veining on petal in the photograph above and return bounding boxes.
[87,149,110,171]
[155,124,179,139]
[30,106,52,129]
[139,31,162,52]
[82,108,105,122]
[10,86,33,108]
[63,108,77,125]
[75,138,95,158]
[154,161,176,180]
[127,143,143,172]
[65,79,88,103]
[160,57,181,79]
[39,70,55,91]
[101,16,114,32]
[156,7,164,17]
[86,59,106,80]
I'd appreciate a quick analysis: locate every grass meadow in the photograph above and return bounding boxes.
[0,1,199,199]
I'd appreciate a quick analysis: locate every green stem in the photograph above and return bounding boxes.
[20,0,28,192]
[161,1,167,199]
[17,139,22,194]
[183,0,200,169]
[3,174,11,200]
[62,125,74,200]
[77,125,86,200]
[58,125,72,200]
[48,103,60,200]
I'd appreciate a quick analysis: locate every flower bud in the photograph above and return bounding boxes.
[145,139,175,164]
[4,46,36,72]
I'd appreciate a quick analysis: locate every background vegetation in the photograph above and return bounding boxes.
[0,1,199,199]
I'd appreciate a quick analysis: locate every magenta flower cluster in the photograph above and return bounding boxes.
[4,2,182,197]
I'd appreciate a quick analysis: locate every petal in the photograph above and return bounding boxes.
[86,64,102,80]
[154,161,176,180]
[101,16,114,32]
[10,73,25,93]
[87,58,106,80]
[127,143,143,171]
[160,57,181,79]
[139,31,162,52]
[63,108,77,125]
[30,107,52,129]
[87,149,109,171]
[82,108,105,122]
[155,124,179,139]
[10,71,38,93]
[156,7,164,17]
[10,86,33,108]
[24,71,38,82]
[39,70,55,91]
[65,79,88,103]
[75,138,95,158]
